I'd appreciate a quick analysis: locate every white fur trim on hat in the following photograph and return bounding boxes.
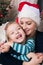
[19,0,38,4]
[18,3,41,26]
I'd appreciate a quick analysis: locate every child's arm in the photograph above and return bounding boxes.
[0,43,21,56]
[11,52,43,62]
[0,42,31,61]
[11,38,35,55]
[11,53,31,62]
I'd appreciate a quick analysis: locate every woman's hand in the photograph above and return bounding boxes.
[27,52,43,63]
[23,52,43,65]
[26,52,36,58]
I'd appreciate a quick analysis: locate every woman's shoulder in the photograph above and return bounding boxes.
[36,30,43,37]
[35,30,43,53]
[36,30,43,42]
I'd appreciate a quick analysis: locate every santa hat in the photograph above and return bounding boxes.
[19,0,38,4]
[17,2,41,26]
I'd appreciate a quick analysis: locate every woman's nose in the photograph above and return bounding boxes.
[23,24,26,30]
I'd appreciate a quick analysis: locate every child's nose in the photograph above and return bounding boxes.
[15,31,19,34]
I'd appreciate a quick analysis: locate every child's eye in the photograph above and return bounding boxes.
[11,32,14,35]
[18,27,21,30]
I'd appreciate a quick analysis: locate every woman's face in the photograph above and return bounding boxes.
[19,17,36,36]
[6,23,25,43]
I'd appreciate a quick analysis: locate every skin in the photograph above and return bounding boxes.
[6,23,26,43]
[0,22,26,53]
[18,17,37,37]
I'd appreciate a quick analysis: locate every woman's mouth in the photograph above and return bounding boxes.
[25,29,29,33]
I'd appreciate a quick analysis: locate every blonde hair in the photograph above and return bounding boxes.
[5,21,17,30]
[5,21,17,41]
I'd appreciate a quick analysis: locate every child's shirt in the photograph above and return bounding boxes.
[11,38,35,61]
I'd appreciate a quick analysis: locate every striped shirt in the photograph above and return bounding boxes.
[11,38,35,61]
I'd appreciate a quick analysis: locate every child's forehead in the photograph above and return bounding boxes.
[8,23,20,30]
[7,23,22,34]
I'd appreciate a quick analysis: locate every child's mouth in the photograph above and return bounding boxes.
[16,34,22,39]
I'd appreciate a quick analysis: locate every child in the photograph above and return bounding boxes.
[0,21,35,62]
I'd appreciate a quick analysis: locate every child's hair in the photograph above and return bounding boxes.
[5,21,16,31]
[5,21,17,41]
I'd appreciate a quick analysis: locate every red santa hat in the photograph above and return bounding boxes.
[17,2,41,26]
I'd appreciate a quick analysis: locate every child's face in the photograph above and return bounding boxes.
[18,18,36,36]
[6,23,25,43]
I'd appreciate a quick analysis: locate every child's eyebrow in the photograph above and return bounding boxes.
[17,26,20,28]
[26,21,32,23]
[20,21,23,22]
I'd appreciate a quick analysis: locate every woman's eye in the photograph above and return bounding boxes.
[28,23,31,25]
[26,22,31,25]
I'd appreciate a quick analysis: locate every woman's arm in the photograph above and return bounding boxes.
[23,53,43,65]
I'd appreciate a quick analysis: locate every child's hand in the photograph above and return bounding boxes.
[0,43,10,53]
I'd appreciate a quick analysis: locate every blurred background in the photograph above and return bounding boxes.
[0,0,43,41]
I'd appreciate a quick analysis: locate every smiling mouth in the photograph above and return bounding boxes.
[16,34,22,39]
[25,29,29,33]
